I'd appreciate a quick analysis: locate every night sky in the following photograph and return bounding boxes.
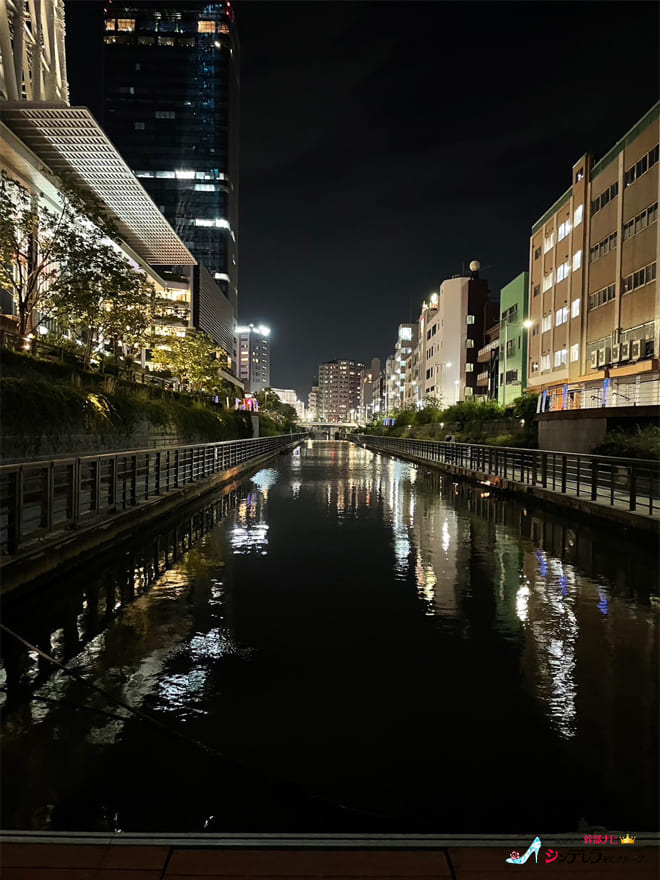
[65,1,659,395]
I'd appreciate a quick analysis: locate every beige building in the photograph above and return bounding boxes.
[528,102,659,409]
[317,360,363,422]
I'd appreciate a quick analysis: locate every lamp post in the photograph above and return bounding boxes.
[502,317,533,405]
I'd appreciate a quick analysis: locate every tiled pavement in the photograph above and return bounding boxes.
[1,840,659,879]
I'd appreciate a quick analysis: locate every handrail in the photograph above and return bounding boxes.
[352,434,659,516]
[0,433,308,556]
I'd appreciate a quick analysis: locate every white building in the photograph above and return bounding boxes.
[236,324,271,392]
[419,266,493,406]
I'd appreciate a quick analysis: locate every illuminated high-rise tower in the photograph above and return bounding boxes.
[103,0,239,356]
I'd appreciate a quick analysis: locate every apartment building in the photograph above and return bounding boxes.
[528,102,659,410]
[317,359,363,422]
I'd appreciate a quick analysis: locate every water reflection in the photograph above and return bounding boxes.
[0,441,657,833]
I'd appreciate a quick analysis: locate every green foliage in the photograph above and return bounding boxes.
[362,393,539,448]
[0,353,257,448]
[254,388,298,431]
[0,172,153,352]
[591,426,660,460]
[149,329,224,391]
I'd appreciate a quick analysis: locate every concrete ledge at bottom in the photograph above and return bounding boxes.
[0,444,298,596]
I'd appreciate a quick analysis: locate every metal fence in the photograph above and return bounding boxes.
[353,435,659,517]
[0,434,307,555]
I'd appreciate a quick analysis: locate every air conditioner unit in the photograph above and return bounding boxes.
[589,351,599,369]
[644,339,655,358]
[620,341,631,361]
[631,339,642,360]
[597,346,610,367]
[612,344,621,362]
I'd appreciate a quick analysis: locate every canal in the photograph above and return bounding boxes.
[1,440,657,834]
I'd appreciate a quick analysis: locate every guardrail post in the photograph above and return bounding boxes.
[46,462,55,530]
[591,459,598,501]
[155,451,162,496]
[576,456,581,496]
[73,458,81,525]
[145,453,150,500]
[561,456,567,493]
[541,453,547,488]
[629,466,636,511]
[94,457,101,513]
[14,467,24,552]
[112,455,119,511]
[131,455,138,505]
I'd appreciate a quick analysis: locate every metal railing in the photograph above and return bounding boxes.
[353,435,659,517]
[0,434,307,556]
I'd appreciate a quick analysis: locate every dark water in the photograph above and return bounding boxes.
[1,440,658,834]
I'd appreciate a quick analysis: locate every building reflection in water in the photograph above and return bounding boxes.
[0,440,657,832]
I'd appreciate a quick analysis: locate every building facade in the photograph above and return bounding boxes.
[358,357,381,423]
[103,0,239,358]
[498,272,529,405]
[419,266,493,407]
[236,324,270,392]
[317,359,363,422]
[528,102,659,410]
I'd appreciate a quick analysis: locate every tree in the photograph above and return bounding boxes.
[0,172,156,356]
[149,329,222,391]
[255,388,298,427]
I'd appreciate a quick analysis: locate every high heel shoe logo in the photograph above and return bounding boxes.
[506,836,542,865]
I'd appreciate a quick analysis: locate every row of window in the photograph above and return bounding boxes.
[623,201,658,240]
[624,144,659,187]
[590,231,617,263]
[531,345,580,374]
[588,284,616,312]
[106,18,231,36]
[591,181,618,216]
[622,261,656,293]
[536,205,584,259]
[540,299,581,330]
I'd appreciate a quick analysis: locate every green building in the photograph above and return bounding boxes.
[499,272,529,405]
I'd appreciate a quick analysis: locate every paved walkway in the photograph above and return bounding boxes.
[1,839,658,879]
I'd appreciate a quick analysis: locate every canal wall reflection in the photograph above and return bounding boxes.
[0,487,242,709]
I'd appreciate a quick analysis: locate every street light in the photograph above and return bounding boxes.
[502,316,533,405]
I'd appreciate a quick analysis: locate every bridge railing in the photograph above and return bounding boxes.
[0,433,308,556]
[353,434,659,516]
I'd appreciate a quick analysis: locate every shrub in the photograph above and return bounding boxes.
[591,426,660,460]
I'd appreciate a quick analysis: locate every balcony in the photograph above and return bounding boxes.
[476,371,489,386]
[478,339,499,362]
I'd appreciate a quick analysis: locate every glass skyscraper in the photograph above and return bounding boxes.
[103,0,239,354]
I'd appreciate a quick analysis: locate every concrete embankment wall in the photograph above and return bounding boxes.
[1,440,300,596]
[357,438,658,535]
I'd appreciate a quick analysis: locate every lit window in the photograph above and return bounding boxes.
[543,231,555,253]
[555,307,569,326]
[571,298,580,318]
[574,204,583,226]
[117,18,135,31]
[542,314,552,333]
[134,121,145,130]
[198,20,216,32]
[570,343,580,362]
[155,110,175,118]
[466,315,475,324]
[541,354,551,372]
[557,261,570,283]
[558,219,572,241]
[542,271,553,292]
[554,348,567,368]
[572,250,582,271]
[106,19,116,31]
